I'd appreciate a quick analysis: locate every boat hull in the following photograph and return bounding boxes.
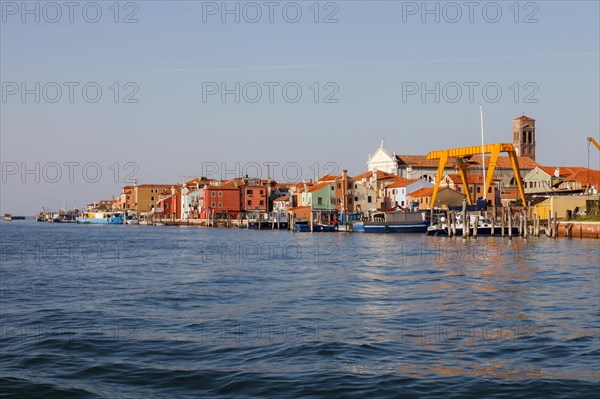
[76,217,124,224]
[353,222,429,233]
[294,224,337,232]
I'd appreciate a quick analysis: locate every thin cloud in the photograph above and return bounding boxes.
[154,51,599,73]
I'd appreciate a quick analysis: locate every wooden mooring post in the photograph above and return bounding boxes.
[508,206,513,239]
[501,207,506,237]
[462,200,468,238]
[473,215,479,238]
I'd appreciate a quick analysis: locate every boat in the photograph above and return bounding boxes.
[293,220,337,232]
[426,213,520,236]
[247,212,289,230]
[352,211,429,233]
[76,211,127,224]
[3,214,25,221]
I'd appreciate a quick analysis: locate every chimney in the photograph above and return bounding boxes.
[554,167,560,178]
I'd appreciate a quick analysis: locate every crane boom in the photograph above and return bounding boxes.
[587,137,600,151]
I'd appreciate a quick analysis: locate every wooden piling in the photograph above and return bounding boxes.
[553,211,558,238]
[523,210,528,238]
[501,207,506,237]
[473,215,478,238]
[462,200,468,238]
[490,210,495,236]
[446,209,451,237]
[310,210,314,232]
[508,206,513,239]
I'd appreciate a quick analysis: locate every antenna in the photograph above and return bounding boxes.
[479,104,486,201]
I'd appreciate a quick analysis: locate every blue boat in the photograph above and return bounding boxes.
[294,221,337,232]
[76,211,127,224]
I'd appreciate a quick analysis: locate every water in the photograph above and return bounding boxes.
[1,220,599,398]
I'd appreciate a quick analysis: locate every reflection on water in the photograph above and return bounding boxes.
[1,221,599,397]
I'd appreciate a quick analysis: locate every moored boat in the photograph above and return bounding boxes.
[76,211,126,224]
[352,211,429,233]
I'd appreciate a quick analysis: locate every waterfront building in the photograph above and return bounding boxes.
[384,178,433,210]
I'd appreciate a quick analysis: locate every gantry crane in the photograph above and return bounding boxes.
[426,143,527,208]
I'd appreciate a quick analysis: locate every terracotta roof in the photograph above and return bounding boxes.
[386,178,420,188]
[563,169,600,187]
[443,174,499,184]
[353,170,399,181]
[274,195,289,201]
[397,155,442,168]
[318,174,340,182]
[353,171,373,180]
[395,154,539,170]
[308,181,334,192]
[407,187,435,197]
[513,115,535,120]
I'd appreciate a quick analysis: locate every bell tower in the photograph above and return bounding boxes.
[512,115,536,160]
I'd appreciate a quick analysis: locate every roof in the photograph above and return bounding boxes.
[407,187,435,197]
[308,181,334,193]
[395,154,540,170]
[563,169,600,187]
[513,115,535,120]
[386,178,421,188]
[353,170,399,181]
[318,174,340,182]
[274,195,289,202]
[443,174,499,184]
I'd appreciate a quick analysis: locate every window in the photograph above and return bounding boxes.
[151,196,154,201]
[260,190,263,195]
[348,198,353,204]
[337,183,341,189]
[354,196,358,202]
[368,196,372,203]
[211,202,216,207]
[260,200,264,206]
[247,200,252,206]
[218,191,223,197]
[488,187,492,193]
[247,189,253,195]
[331,198,335,205]
[457,186,461,192]
[218,202,223,207]
[211,192,216,197]
[476,187,481,193]
[401,201,405,206]
[331,186,334,190]
[318,198,323,205]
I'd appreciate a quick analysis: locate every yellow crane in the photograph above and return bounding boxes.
[587,137,600,151]
[426,143,527,208]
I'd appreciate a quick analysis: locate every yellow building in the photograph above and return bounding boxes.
[133,184,175,213]
[534,195,599,220]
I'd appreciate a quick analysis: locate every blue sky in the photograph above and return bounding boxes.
[1,0,599,214]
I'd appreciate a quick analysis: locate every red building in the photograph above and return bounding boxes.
[242,185,268,212]
[155,188,182,220]
[203,184,241,218]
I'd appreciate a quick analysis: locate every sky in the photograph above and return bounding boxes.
[1,0,599,214]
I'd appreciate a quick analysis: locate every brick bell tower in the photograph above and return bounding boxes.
[512,115,536,160]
